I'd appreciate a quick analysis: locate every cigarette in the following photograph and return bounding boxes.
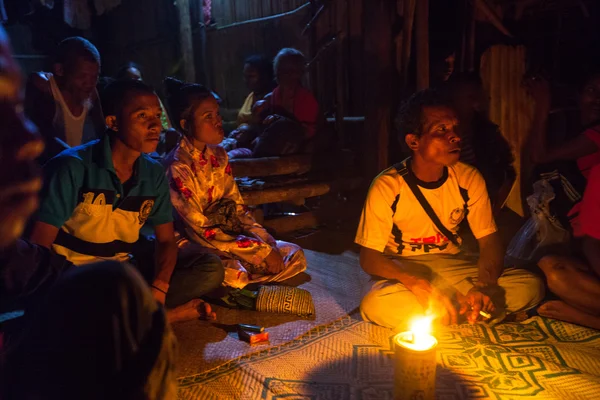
[479,310,491,319]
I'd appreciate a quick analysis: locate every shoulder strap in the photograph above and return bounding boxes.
[395,159,461,247]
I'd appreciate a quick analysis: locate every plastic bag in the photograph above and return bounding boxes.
[506,179,571,264]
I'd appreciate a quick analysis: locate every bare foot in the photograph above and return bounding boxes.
[167,299,217,324]
[538,300,600,330]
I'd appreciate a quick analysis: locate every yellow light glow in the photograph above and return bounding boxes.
[395,316,437,351]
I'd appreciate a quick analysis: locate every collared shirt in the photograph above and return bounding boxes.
[37,134,173,265]
[355,160,497,256]
[164,136,272,266]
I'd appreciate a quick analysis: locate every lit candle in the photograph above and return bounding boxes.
[394,316,437,400]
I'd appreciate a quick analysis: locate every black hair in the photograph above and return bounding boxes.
[115,61,143,80]
[244,54,274,82]
[55,37,101,71]
[396,88,450,143]
[163,77,214,129]
[578,68,600,91]
[100,79,156,118]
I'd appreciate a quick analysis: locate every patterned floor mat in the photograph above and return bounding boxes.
[178,314,600,400]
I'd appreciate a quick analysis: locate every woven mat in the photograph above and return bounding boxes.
[173,249,368,378]
[178,314,600,399]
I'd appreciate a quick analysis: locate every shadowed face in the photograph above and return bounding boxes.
[276,57,304,89]
[59,58,100,103]
[243,64,261,93]
[107,92,162,154]
[580,74,600,126]
[406,105,461,167]
[0,27,45,249]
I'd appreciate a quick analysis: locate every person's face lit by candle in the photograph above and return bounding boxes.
[0,26,44,249]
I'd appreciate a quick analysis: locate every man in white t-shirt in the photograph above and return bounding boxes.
[356,89,543,330]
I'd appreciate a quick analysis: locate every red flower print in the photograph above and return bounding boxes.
[235,236,261,248]
[207,186,214,203]
[171,177,193,200]
[225,163,232,176]
[198,153,208,166]
[210,155,220,168]
[204,229,217,240]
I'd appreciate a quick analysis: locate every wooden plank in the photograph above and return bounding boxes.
[263,212,319,234]
[401,0,416,86]
[230,155,313,177]
[415,0,429,90]
[241,183,331,205]
[364,0,393,177]
[176,0,196,82]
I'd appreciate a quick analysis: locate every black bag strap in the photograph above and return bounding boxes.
[394,158,461,247]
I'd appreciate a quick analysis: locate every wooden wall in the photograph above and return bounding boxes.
[212,0,309,26]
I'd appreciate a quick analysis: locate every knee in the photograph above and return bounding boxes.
[503,270,545,312]
[538,255,584,289]
[360,288,421,331]
[203,255,225,287]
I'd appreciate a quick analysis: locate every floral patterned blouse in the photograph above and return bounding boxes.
[165,136,273,266]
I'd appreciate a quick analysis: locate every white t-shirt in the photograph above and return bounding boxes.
[355,159,497,257]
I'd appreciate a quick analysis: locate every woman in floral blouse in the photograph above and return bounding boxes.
[163,78,306,288]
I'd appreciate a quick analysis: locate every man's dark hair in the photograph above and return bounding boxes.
[55,37,101,71]
[115,61,143,80]
[396,88,449,143]
[164,77,213,127]
[100,79,156,118]
[244,54,274,82]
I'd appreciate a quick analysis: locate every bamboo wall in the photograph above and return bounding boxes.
[212,0,309,26]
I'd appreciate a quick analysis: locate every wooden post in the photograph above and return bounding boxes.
[176,0,196,82]
[401,0,416,87]
[467,3,476,72]
[335,0,348,147]
[415,0,429,90]
[364,0,393,177]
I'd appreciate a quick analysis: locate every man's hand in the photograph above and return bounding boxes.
[264,248,285,275]
[409,279,458,325]
[458,287,496,324]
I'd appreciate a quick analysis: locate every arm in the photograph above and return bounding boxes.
[29,222,60,250]
[526,77,598,164]
[475,232,504,286]
[151,222,178,305]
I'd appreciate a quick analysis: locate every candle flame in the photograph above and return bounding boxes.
[396,315,436,351]
[410,315,433,337]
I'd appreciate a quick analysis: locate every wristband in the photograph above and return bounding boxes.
[152,279,170,294]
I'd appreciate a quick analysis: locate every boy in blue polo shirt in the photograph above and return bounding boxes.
[30,79,224,322]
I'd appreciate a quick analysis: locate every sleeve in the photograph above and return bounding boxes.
[354,173,398,252]
[168,162,272,265]
[463,168,498,239]
[37,157,84,228]
[147,168,174,227]
[580,165,600,240]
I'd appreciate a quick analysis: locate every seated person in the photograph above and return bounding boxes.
[6,262,178,400]
[526,70,600,179]
[236,54,275,127]
[28,79,221,323]
[162,78,307,288]
[229,48,320,159]
[24,37,105,162]
[444,72,516,215]
[356,89,544,331]
[536,163,600,330]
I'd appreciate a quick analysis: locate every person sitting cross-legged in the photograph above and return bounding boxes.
[29,79,224,323]
[356,89,544,331]
[535,163,600,330]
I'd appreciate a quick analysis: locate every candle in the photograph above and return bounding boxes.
[394,316,437,400]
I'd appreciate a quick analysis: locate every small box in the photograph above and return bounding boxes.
[237,324,264,333]
[238,329,269,344]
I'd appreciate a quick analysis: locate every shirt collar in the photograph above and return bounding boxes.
[179,135,207,162]
[93,133,148,183]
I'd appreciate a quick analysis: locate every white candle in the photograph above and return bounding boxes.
[394,316,438,400]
